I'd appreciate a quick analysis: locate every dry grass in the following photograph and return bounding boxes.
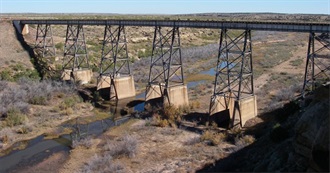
[201,130,227,146]
[104,135,138,158]
[234,135,255,150]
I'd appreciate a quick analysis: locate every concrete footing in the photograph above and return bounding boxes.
[97,76,136,100]
[145,84,189,108]
[237,95,258,126]
[166,85,189,107]
[210,94,257,127]
[61,69,92,84]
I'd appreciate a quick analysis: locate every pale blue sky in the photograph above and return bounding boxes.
[1,0,329,14]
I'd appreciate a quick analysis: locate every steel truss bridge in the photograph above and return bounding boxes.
[13,19,330,126]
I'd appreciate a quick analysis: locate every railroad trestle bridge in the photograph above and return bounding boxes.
[13,19,330,127]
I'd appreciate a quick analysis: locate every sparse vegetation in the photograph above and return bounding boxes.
[81,154,127,173]
[289,58,303,66]
[104,135,138,158]
[201,130,227,145]
[0,78,77,128]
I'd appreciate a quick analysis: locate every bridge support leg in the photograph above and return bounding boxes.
[62,25,91,84]
[34,24,56,58]
[146,26,188,108]
[97,25,135,101]
[302,33,330,97]
[209,29,257,128]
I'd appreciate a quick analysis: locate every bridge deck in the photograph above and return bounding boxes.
[15,19,329,33]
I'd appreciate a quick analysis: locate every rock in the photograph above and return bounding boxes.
[294,97,329,172]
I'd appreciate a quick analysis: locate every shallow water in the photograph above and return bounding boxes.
[0,115,130,173]
[0,66,217,172]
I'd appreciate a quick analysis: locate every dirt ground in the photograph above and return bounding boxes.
[0,20,34,70]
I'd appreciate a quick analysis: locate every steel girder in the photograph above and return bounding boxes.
[98,25,131,100]
[63,25,89,71]
[147,26,184,105]
[210,29,254,127]
[34,24,55,58]
[303,33,330,96]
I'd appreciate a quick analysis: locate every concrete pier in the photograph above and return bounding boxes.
[61,69,92,84]
[146,84,189,108]
[237,95,258,126]
[165,85,189,107]
[97,76,136,100]
[210,94,257,127]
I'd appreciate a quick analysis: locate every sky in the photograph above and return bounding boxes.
[0,0,329,15]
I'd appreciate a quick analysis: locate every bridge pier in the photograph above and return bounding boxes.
[209,29,257,127]
[303,33,330,97]
[34,24,56,58]
[62,24,91,84]
[146,26,189,108]
[97,25,135,100]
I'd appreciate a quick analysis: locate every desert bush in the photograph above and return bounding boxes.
[16,124,33,134]
[4,108,27,127]
[0,70,13,81]
[201,130,226,146]
[151,105,184,128]
[235,135,255,150]
[72,136,93,149]
[104,135,138,158]
[81,154,126,173]
[189,100,201,109]
[0,78,78,124]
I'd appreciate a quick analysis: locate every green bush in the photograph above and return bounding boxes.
[55,42,64,50]
[29,96,48,105]
[0,70,13,81]
[5,109,27,127]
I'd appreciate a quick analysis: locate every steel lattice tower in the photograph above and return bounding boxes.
[210,29,254,127]
[63,25,89,71]
[147,26,184,105]
[98,25,131,100]
[34,24,56,58]
[303,32,330,97]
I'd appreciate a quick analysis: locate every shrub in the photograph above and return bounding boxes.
[235,135,255,150]
[201,130,226,146]
[72,137,93,149]
[81,154,127,173]
[189,100,201,109]
[104,135,138,158]
[4,109,27,127]
[0,70,13,81]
